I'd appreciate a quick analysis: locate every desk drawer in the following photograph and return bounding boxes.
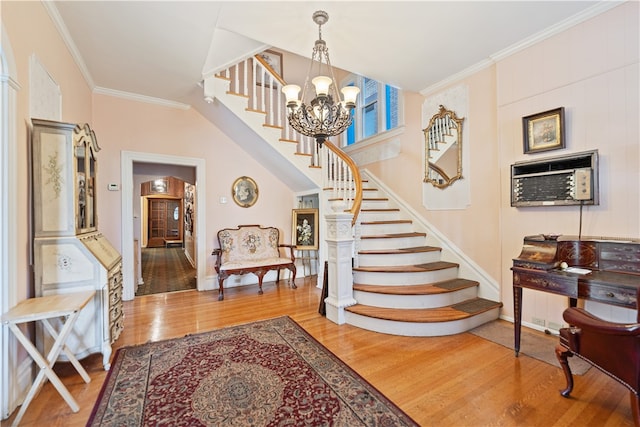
[513,271,578,297]
[599,243,640,275]
[579,283,637,308]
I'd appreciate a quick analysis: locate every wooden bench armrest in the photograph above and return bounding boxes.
[278,244,296,262]
[211,248,222,271]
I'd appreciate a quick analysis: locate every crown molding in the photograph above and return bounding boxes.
[421,1,625,96]
[93,87,191,110]
[42,1,95,89]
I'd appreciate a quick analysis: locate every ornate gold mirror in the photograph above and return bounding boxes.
[423,105,463,188]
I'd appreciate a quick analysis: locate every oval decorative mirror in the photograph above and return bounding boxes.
[423,105,464,188]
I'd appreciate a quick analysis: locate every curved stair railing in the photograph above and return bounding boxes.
[322,140,362,226]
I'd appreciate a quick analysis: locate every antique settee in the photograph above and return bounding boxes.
[211,225,297,300]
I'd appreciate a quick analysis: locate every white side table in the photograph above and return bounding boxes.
[1,291,95,426]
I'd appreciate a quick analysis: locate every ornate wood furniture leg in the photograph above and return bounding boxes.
[555,344,574,397]
[289,264,297,288]
[217,274,226,301]
[557,307,640,426]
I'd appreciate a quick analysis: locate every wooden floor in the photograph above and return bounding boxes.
[2,277,634,426]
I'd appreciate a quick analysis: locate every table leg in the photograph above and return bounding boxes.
[41,318,91,383]
[513,286,523,357]
[8,311,83,426]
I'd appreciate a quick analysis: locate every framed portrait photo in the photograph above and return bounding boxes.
[231,176,258,208]
[292,208,318,250]
[523,107,565,154]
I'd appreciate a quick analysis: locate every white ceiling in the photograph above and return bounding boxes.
[49,1,617,108]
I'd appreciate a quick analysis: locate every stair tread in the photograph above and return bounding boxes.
[360,208,400,212]
[346,298,503,323]
[353,278,479,295]
[361,232,426,239]
[353,261,458,273]
[358,245,440,255]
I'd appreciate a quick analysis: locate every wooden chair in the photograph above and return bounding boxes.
[555,307,640,425]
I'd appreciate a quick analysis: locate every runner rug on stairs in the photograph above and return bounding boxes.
[469,320,591,375]
[87,316,418,426]
[138,247,196,295]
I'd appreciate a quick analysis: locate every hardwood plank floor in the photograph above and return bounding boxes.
[2,277,634,426]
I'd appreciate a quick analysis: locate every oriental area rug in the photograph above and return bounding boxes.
[88,316,418,426]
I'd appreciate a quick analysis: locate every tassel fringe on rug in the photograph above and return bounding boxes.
[88,316,418,426]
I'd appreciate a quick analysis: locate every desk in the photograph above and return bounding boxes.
[1,291,95,426]
[512,235,640,356]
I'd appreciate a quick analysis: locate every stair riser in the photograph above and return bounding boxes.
[358,251,441,267]
[359,222,413,235]
[359,236,426,251]
[358,211,402,222]
[361,190,381,198]
[354,286,477,309]
[360,199,391,209]
[345,308,501,337]
[353,268,458,285]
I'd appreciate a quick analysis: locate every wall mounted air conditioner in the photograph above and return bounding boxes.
[511,150,599,207]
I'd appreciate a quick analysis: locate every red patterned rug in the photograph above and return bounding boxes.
[88,316,418,426]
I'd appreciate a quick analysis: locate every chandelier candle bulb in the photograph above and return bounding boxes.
[312,76,332,97]
[282,84,301,108]
[341,86,360,108]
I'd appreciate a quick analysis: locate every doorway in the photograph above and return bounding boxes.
[121,151,207,301]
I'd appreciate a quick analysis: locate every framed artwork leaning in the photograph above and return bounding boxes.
[522,107,565,154]
[292,208,318,250]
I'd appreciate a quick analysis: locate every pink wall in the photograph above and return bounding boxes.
[92,94,297,278]
[364,66,502,283]
[497,2,639,325]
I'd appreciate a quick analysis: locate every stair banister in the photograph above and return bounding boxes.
[323,140,362,226]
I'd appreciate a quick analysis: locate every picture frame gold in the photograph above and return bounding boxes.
[292,208,318,250]
[523,107,565,154]
[231,176,258,208]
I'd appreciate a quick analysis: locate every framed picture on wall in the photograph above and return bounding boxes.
[256,49,283,87]
[523,107,565,154]
[292,208,318,250]
[231,176,258,208]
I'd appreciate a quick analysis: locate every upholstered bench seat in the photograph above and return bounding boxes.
[220,258,293,271]
[212,225,296,300]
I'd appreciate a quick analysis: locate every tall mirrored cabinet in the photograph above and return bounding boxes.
[30,119,123,370]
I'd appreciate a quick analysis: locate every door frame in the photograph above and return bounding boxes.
[121,151,206,300]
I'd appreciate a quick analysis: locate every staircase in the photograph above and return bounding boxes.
[342,178,502,336]
[207,54,502,337]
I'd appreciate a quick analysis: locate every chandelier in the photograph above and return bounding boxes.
[282,11,360,147]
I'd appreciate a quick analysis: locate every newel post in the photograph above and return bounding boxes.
[324,212,357,324]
